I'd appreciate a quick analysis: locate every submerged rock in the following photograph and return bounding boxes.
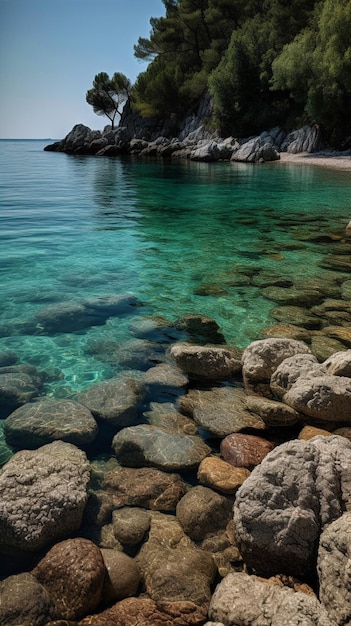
[0,572,52,626]
[169,343,242,381]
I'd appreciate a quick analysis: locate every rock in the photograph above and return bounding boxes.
[144,401,198,435]
[0,441,90,552]
[112,424,211,471]
[0,420,13,466]
[4,398,98,449]
[76,377,145,428]
[29,294,138,334]
[323,349,351,377]
[101,466,187,512]
[242,338,312,386]
[207,572,332,626]
[142,363,189,399]
[197,457,250,494]
[78,597,207,625]
[0,351,17,367]
[270,353,323,399]
[281,125,323,153]
[220,433,274,469]
[318,512,351,626]
[174,314,226,344]
[310,333,347,361]
[136,512,216,606]
[100,548,140,605]
[298,425,332,440]
[112,507,151,545]
[168,343,242,381]
[261,323,311,343]
[261,286,323,307]
[178,386,264,437]
[233,436,351,578]
[190,141,221,162]
[33,538,105,621]
[319,255,351,273]
[269,305,321,329]
[176,485,233,541]
[231,137,280,163]
[345,219,351,237]
[115,338,165,370]
[246,395,301,427]
[284,374,351,423]
[0,365,44,415]
[0,572,52,626]
[321,325,351,348]
[333,426,351,441]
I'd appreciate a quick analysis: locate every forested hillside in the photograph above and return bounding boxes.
[131,0,351,146]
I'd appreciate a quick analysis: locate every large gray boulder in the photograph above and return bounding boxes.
[242,338,312,385]
[234,436,351,578]
[0,440,91,552]
[4,398,98,448]
[270,353,324,399]
[318,511,351,626]
[207,572,333,626]
[112,424,211,471]
[283,374,351,423]
[281,125,323,153]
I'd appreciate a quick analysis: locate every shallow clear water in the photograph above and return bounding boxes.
[1,139,351,394]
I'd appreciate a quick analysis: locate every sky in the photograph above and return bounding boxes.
[0,0,165,139]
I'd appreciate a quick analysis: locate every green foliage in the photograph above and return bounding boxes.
[86,72,131,129]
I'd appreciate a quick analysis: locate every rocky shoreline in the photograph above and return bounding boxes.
[1,223,351,624]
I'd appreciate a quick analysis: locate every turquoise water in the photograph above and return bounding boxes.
[1,139,351,394]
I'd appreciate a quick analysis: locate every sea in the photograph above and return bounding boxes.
[1,138,351,397]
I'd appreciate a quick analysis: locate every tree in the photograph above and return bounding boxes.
[86,72,131,129]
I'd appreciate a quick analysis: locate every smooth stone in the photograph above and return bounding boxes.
[0,367,44,415]
[323,349,351,377]
[321,326,351,348]
[100,548,140,605]
[33,538,105,621]
[242,338,312,385]
[0,351,17,367]
[311,299,351,325]
[310,333,348,361]
[178,386,264,437]
[169,343,242,381]
[298,425,332,440]
[112,507,151,545]
[144,401,198,435]
[197,457,250,494]
[76,376,145,428]
[0,572,52,626]
[174,314,226,344]
[176,486,233,541]
[112,424,211,471]
[136,511,216,607]
[261,323,311,343]
[284,374,351,423]
[234,436,351,578]
[115,338,165,370]
[0,441,90,552]
[270,353,323,399]
[270,305,321,329]
[142,363,189,398]
[128,315,179,342]
[294,276,342,299]
[318,512,351,626]
[208,572,332,626]
[261,286,324,306]
[30,294,138,334]
[220,433,274,469]
[101,466,187,512]
[4,398,98,448]
[333,426,351,441]
[246,395,301,427]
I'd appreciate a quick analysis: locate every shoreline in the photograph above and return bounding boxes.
[278,151,351,170]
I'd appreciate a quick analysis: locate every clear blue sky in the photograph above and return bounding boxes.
[0,0,165,139]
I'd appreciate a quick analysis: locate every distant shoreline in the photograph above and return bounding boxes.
[278,151,351,171]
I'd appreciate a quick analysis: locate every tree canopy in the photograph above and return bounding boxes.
[86,72,131,129]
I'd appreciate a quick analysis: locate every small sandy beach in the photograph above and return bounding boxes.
[279,151,351,170]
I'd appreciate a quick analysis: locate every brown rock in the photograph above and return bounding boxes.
[333,426,351,441]
[100,549,140,605]
[220,433,274,469]
[261,323,311,343]
[0,572,52,626]
[144,402,198,435]
[101,466,187,512]
[298,425,332,440]
[321,325,351,347]
[246,395,301,427]
[176,485,233,541]
[197,456,250,494]
[32,538,105,621]
[310,333,348,361]
[168,343,242,381]
[78,597,206,625]
[112,507,151,545]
